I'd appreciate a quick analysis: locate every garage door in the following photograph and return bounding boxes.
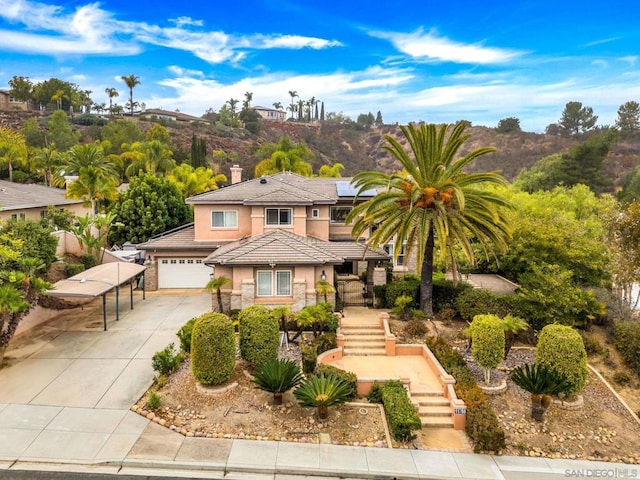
[158,258,212,289]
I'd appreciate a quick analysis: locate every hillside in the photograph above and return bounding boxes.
[2,111,639,187]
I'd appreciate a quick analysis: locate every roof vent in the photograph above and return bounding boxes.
[260,178,267,184]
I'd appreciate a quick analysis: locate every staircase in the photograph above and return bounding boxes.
[340,323,386,356]
[411,390,454,428]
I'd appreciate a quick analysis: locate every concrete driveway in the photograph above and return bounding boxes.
[0,292,210,462]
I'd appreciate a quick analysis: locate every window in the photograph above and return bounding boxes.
[265,208,292,226]
[311,208,319,218]
[384,243,406,266]
[256,270,292,296]
[211,210,238,228]
[330,206,352,224]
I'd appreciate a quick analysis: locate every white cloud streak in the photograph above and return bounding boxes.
[0,0,342,62]
[372,28,524,64]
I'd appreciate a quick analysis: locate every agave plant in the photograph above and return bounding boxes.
[252,358,304,405]
[293,374,352,419]
[511,363,569,421]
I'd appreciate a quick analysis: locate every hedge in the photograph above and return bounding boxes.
[613,320,640,376]
[315,364,358,400]
[191,313,235,385]
[426,336,506,452]
[379,381,422,441]
[176,317,197,353]
[536,324,588,396]
[432,278,473,313]
[385,278,420,309]
[238,305,279,366]
[455,288,519,322]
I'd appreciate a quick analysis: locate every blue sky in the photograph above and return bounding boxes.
[0,0,639,132]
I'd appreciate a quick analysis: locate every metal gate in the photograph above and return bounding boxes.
[336,279,367,306]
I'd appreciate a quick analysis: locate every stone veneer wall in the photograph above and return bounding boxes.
[144,261,158,291]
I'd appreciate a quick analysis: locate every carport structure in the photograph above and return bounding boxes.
[47,262,146,331]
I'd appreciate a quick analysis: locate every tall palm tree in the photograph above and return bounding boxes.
[308,96,316,121]
[66,143,119,215]
[273,101,283,111]
[347,123,512,316]
[0,127,28,182]
[297,99,305,121]
[243,91,253,110]
[105,87,119,115]
[288,90,298,119]
[121,75,140,116]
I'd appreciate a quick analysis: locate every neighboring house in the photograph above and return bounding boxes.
[139,108,211,125]
[252,106,287,122]
[0,180,90,222]
[138,168,390,311]
[0,90,31,111]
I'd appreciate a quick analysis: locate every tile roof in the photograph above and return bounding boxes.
[186,173,346,205]
[0,180,83,211]
[204,230,389,266]
[137,224,222,252]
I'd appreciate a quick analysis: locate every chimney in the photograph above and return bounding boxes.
[230,164,242,184]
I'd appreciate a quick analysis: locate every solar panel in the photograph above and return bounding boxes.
[336,181,376,197]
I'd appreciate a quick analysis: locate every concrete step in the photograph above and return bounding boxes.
[421,416,455,428]
[344,337,385,345]
[413,397,450,407]
[418,405,451,417]
[343,347,387,356]
[410,390,445,398]
[340,327,383,335]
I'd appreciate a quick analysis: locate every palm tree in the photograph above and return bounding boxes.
[205,276,232,313]
[51,89,68,110]
[66,143,119,215]
[297,99,305,121]
[347,123,512,317]
[273,101,283,111]
[105,87,119,115]
[121,75,140,116]
[0,127,28,182]
[315,280,335,303]
[123,140,175,178]
[243,91,253,111]
[32,146,62,187]
[288,90,298,119]
[318,163,344,178]
[254,135,314,177]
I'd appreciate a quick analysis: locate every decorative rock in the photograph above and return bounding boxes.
[146,412,155,420]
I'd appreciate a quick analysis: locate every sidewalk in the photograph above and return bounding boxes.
[0,293,637,479]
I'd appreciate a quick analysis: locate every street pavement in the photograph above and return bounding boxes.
[0,291,637,479]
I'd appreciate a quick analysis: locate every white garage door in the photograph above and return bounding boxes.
[158,258,212,289]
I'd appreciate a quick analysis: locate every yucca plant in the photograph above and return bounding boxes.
[293,374,352,419]
[252,358,304,405]
[511,363,569,421]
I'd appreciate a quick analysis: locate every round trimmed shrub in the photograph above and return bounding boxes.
[191,313,235,385]
[238,305,279,366]
[535,324,587,396]
[470,314,505,384]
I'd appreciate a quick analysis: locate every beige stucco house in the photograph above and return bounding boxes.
[138,168,391,311]
[0,180,89,222]
[252,106,287,121]
[0,89,31,111]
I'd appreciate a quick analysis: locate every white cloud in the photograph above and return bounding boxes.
[0,0,342,63]
[619,56,638,66]
[372,28,524,64]
[584,37,621,47]
[257,35,342,49]
[592,59,608,68]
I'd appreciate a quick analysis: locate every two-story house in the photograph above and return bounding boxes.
[138,167,390,311]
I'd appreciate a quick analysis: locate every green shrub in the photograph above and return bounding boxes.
[72,113,108,126]
[301,343,318,374]
[380,381,422,441]
[385,278,419,309]
[315,364,358,399]
[470,315,505,384]
[373,285,387,308]
[535,324,588,396]
[612,371,631,386]
[313,332,337,354]
[582,334,605,356]
[177,317,197,353]
[155,375,167,388]
[613,320,640,376]
[465,401,506,452]
[79,253,97,269]
[455,288,517,322]
[64,263,85,277]
[367,381,384,404]
[238,305,279,366]
[432,278,472,313]
[146,391,162,410]
[151,343,184,376]
[297,303,339,337]
[191,313,236,385]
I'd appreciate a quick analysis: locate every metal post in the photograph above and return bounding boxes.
[116,286,120,321]
[102,294,107,331]
[130,279,134,310]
